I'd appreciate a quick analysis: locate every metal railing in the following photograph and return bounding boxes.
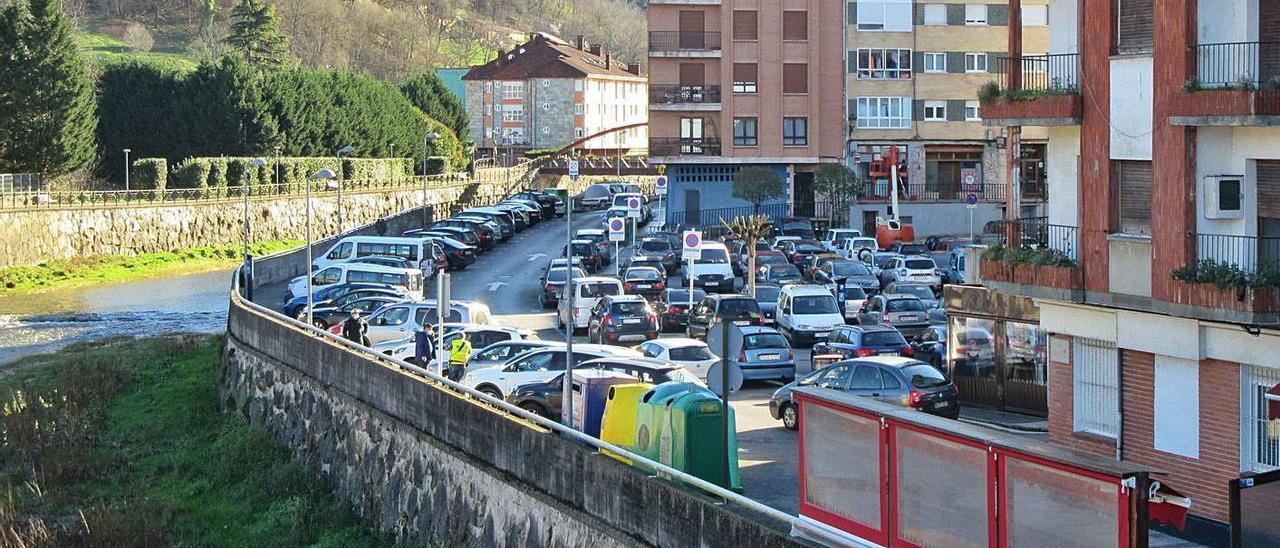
[648,31,722,52]
[1196,41,1280,87]
[649,84,722,105]
[987,217,1079,262]
[854,181,1047,203]
[993,53,1080,92]
[1194,232,1280,276]
[649,138,721,157]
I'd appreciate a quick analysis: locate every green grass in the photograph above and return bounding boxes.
[0,239,302,296]
[76,30,199,72]
[0,335,391,547]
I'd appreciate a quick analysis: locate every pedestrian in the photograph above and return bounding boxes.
[447,331,472,382]
[342,310,368,345]
[414,323,435,367]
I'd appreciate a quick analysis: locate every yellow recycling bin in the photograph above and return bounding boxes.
[599,382,652,464]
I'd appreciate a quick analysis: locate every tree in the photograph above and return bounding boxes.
[0,0,98,177]
[732,166,784,214]
[722,214,770,298]
[402,71,468,140]
[813,163,860,225]
[224,0,291,69]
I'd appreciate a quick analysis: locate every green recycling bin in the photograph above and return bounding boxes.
[632,383,741,491]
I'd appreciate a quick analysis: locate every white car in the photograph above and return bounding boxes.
[461,344,639,398]
[635,338,719,380]
[775,284,846,346]
[681,241,735,293]
[879,256,943,289]
[842,237,881,261]
[822,228,862,253]
[772,235,802,249]
[556,277,624,331]
[361,300,494,345]
[288,263,423,300]
[372,324,535,365]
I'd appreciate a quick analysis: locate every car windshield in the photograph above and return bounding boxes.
[570,243,594,255]
[754,287,781,302]
[610,302,649,315]
[841,286,867,299]
[669,346,715,361]
[694,248,729,264]
[769,266,802,279]
[862,331,906,346]
[893,286,934,299]
[743,333,787,350]
[664,289,705,303]
[757,254,790,265]
[718,298,760,316]
[626,269,661,281]
[794,244,824,254]
[577,233,604,243]
[580,283,620,298]
[905,259,936,270]
[662,368,703,384]
[900,244,928,254]
[640,240,670,252]
[886,299,927,312]
[545,268,585,283]
[793,295,839,314]
[831,262,871,277]
[902,364,948,388]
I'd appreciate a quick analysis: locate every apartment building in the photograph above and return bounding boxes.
[647,0,846,227]
[463,33,648,154]
[845,0,1049,236]
[976,0,1280,542]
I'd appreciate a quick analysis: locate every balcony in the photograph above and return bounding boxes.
[1171,42,1280,127]
[1166,233,1280,321]
[977,218,1084,301]
[649,137,721,158]
[648,31,721,58]
[980,54,1082,127]
[853,180,1046,204]
[649,0,720,4]
[648,84,722,111]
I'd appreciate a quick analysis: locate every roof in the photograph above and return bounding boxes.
[463,33,642,81]
[606,294,648,303]
[580,356,680,370]
[783,284,834,295]
[738,326,783,335]
[648,337,706,349]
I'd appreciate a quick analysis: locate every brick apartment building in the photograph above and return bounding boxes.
[463,33,648,155]
[845,0,1050,237]
[647,0,846,227]
[976,0,1280,542]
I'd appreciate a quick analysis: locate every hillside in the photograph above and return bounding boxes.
[64,0,646,80]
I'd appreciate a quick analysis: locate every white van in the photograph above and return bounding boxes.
[314,236,441,271]
[288,263,423,299]
[681,241,735,292]
[822,228,862,253]
[611,192,651,222]
[555,276,624,332]
[775,284,845,346]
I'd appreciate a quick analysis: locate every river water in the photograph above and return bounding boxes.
[0,269,232,364]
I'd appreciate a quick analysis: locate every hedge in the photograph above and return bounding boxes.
[170,156,422,195]
[130,158,168,191]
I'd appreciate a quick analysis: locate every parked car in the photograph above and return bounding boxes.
[757,263,804,285]
[682,242,735,293]
[288,263,423,300]
[413,325,539,369]
[359,299,494,345]
[582,357,707,386]
[814,325,914,359]
[538,266,587,309]
[636,338,719,380]
[775,284,845,346]
[769,357,959,430]
[574,229,614,265]
[562,239,604,272]
[587,295,659,345]
[309,295,400,329]
[813,259,880,295]
[838,286,869,322]
[622,267,666,300]
[468,340,554,370]
[842,236,881,261]
[504,370,628,419]
[853,294,931,339]
[821,228,862,253]
[882,282,940,309]
[402,235,476,270]
[752,284,782,324]
[431,220,494,250]
[733,326,797,382]
[655,288,707,332]
[462,344,638,398]
[348,255,417,270]
[633,237,680,274]
[778,218,816,239]
[888,242,929,256]
[910,325,948,372]
[283,282,409,319]
[624,256,667,277]
[685,294,765,339]
[555,277,624,332]
[777,239,827,274]
[421,226,483,250]
[878,255,943,289]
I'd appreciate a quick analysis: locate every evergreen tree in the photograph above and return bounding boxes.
[223,0,291,69]
[0,0,97,176]
[402,72,468,140]
[179,55,280,155]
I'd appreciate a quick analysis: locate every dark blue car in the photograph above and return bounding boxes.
[812,325,914,359]
[282,282,404,319]
[910,325,948,372]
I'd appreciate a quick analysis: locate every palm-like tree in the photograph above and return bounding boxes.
[723,214,770,298]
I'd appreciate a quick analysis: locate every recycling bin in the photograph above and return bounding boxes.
[599,383,653,464]
[631,382,741,491]
[570,370,636,437]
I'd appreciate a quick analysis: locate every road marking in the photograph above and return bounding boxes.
[487,282,508,292]
[527,253,547,262]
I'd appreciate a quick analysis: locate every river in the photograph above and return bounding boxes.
[0,269,232,364]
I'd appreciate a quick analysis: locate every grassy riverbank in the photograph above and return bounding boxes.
[0,240,302,297]
[0,335,389,546]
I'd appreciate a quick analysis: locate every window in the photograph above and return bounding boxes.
[923,101,947,121]
[1072,338,1119,438]
[733,63,758,93]
[1243,363,1280,472]
[574,128,584,138]
[964,4,987,25]
[1116,160,1153,235]
[501,104,524,123]
[783,117,808,146]
[1022,4,1048,26]
[965,53,988,73]
[856,48,912,79]
[856,0,911,32]
[965,100,981,121]
[502,81,524,100]
[923,4,947,25]
[574,103,583,116]
[856,97,912,129]
[733,118,758,147]
[1154,356,1199,459]
[783,63,808,93]
[1117,0,1153,53]
[782,11,808,41]
[849,365,883,390]
[733,10,758,41]
[923,52,946,73]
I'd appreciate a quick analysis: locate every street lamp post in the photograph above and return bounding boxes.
[273,146,282,190]
[306,168,339,328]
[422,132,439,227]
[242,158,267,260]
[123,149,131,192]
[336,145,354,232]
[390,143,396,159]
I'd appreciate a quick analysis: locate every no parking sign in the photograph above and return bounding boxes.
[682,230,702,260]
[655,176,669,195]
[608,217,626,242]
[626,197,642,219]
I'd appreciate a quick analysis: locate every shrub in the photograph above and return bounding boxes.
[130,158,168,191]
[1172,259,1279,289]
[122,22,155,53]
[977,81,1002,103]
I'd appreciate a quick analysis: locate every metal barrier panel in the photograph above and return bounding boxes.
[1234,471,1280,547]
[891,424,992,548]
[798,398,888,545]
[1001,453,1125,547]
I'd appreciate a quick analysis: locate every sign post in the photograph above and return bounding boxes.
[436,270,450,377]
[655,172,668,228]
[966,192,979,241]
[563,157,578,428]
[608,217,626,276]
[682,230,702,316]
[627,196,642,248]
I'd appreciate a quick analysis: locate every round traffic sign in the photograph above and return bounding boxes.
[628,197,641,210]
[684,232,701,248]
[655,176,668,189]
[965,193,980,206]
[608,218,625,231]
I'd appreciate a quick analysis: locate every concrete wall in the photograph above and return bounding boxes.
[850,201,1013,238]
[223,296,800,547]
[1048,0,1080,55]
[1046,125,1080,228]
[1195,127,1280,241]
[1108,55,1154,161]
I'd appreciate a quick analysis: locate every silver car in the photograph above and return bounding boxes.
[732,326,797,382]
[854,294,932,339]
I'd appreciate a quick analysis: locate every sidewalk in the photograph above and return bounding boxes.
[958,407,1048,433]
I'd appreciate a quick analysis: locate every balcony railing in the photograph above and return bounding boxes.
[650,137,721,157]
[853,181,1047,203]
[1193,232,1280,278]
[649,84,722,105]
[993,53,1080,92]
[1195,41,1280,87]
[987,217,1079,262]
[648,31,721,52]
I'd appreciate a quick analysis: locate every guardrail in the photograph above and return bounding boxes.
[993,53,1080,92]
[1196,41,1280,87]
[649,84,722,105]
[987,217,1079,262]
[1194,232,1280,276]
[649,138,722,157]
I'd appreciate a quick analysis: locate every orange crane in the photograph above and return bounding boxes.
[871,146,915,249]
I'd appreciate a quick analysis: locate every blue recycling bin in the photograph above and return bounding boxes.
[570,370,636,437]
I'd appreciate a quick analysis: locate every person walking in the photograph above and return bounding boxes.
[447,331,472,382]
[414,323,435,367]
[342,310,368,345]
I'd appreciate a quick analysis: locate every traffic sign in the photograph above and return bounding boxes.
[655,176,668,195]
[961,168,978,191]
[568,159,579,180]
[608,217,626,242]
[682,230,702,260]
[626,197,642,219]
[966,193,979,209]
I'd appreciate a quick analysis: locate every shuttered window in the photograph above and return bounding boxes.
[733,10,758,41]
[783,63,808,94]
[1072,338,1119,439]
[733,63,758,93]
[1117,0,1153,54]
[1256,161,1280,218]
[1117,160,1153,236]
[783,11,809,41]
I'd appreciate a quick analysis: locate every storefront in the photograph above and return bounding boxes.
[944,285,1047,416]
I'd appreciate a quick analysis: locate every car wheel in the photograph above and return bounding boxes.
[519,402,548,418]
[312,318,328,329]
[781,404,799,431]
[479,386,502,399]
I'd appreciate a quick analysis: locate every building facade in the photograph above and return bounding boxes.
[647,0,846,227]
[463,34,648,154]
[979,0,1280,541]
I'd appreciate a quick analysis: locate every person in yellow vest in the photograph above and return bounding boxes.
[447,331,472,382]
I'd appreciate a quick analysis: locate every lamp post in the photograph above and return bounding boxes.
[336,145,354,232]
[273,146,282,190]
[422,132,439,226]
[390,143,396,159]
[306,168,339,328]
[123,149,131,192]
[243,158,267,260]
